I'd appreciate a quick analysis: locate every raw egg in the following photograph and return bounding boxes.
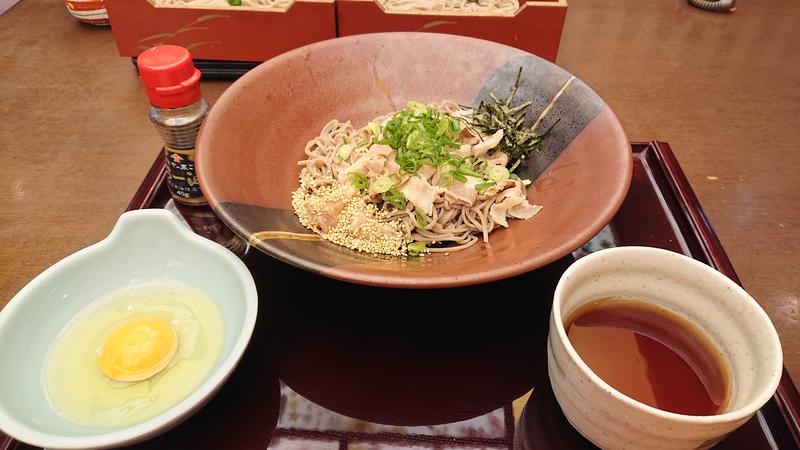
[43,281,224,428]
[97,316,178,382]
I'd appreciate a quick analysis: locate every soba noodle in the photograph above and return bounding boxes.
[377,0,519,15]
[153,0,293,11]
[291,101,542,257]
[154,0,518,14]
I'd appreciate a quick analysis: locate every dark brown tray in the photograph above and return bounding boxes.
[3,142,798,450]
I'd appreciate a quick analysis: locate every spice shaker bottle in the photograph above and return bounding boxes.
[137,45,209,205]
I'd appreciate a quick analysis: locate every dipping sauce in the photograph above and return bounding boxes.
[565,298,730,416]
[44,281,224,428]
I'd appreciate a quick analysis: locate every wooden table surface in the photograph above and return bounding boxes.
[0,0,798,387]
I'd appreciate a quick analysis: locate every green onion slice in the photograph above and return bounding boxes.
[407,241,427,256]
[437,172,454,187]
[488,164,510,182]
[450,171,467,183]
[337,144,353,161]
[372,175,394,194]
[367,122,382,138]
[382,188,407,210]
[475,180,496,192]
[415,209,429,228]
[349,172,368,190]
[457,163,482,178]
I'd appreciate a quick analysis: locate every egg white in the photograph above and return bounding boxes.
[43,281,224,428]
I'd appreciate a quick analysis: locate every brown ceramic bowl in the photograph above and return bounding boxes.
[196,32,632,288]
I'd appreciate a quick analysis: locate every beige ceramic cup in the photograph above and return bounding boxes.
[547,246,783,450]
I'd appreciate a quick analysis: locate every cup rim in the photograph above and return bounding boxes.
[551,246,783,424]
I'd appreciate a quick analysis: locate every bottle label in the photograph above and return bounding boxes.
[164,146,205,204]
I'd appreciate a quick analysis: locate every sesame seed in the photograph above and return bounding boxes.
[292,177,408,256]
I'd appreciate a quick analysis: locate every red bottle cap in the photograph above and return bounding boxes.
[137,45,202,109]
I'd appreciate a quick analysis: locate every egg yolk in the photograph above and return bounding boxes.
[97,316,178,382]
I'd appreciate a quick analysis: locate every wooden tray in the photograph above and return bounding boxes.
[2,142,798,450]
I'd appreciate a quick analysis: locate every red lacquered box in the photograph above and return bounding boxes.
[336,0,567,62]
[104,0,336,62]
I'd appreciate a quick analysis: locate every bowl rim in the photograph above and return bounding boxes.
[196,32,633,289]
[549,246,784,424]
[0,209,258,449]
